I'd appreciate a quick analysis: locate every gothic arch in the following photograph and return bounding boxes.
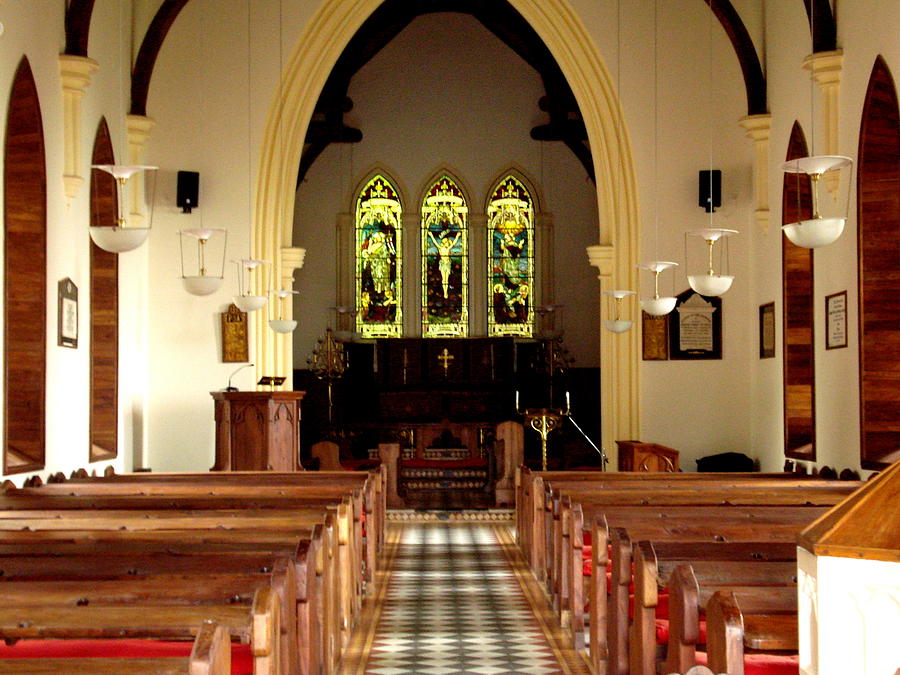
[252,0,640,461]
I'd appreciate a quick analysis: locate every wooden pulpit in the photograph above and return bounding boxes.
[210,391,305,471]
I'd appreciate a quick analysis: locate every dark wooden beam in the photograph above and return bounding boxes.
[64,0,96,57]
[802,0,837,53]
[131,0,190,117]
[704,0,768,116]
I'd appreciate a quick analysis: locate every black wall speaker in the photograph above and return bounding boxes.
[699,169,721,212]
[177,171,199,213]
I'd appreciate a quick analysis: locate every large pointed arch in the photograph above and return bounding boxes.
[4,57,47,475]
[252,0,640,463]
[857,56,900,469]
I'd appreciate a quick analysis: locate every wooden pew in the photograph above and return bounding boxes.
[0,588,278,674]
[0,619,231,674]
[0,517,332,674]
[661,562,796,674]
[582,507,824,675]
[705,590,799,675]
[0,535,308,674]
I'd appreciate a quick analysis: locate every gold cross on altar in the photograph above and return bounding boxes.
[437,348,455,376]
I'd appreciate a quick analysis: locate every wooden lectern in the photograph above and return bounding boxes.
[210,391,305,471]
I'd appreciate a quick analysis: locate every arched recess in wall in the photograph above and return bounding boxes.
[857,56,900,469]
[782,121,815,462]
[4,57,47,475]
[89,119,119,463]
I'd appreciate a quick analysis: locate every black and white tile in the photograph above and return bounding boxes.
[365,523,564,674]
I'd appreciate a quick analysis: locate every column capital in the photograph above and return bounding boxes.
[58,54,99,93]
[280,246,306,286]
[586,244,614,278]
[803,49,844,87]
[738,113,772,141]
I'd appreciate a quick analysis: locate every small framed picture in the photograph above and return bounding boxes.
[826,291,847,350]
[57,278,78,349]
[759,302,775,358]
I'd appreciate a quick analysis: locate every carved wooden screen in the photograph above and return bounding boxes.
[89,119,119,462]
[421,175,468,338]
[487,175,534,337]
[4,57,47,474]
[356,175,402,338]
[858,56,900,469]
[782,121,816,461]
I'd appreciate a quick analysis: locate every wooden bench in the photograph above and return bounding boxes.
[636,546,796,675]
[0,619,231,674]
[0,589,278,674]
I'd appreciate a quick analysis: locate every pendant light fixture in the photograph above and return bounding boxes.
[685,7,737,298]
[233,258,270,311]
[269,289,299,333]
[686,228,737,296]
[89,164,157,252]
[603,289,635,333]
[637,0,678,317]
[781,1,853,249]
[89,4,156,253]
[179,228,227,295]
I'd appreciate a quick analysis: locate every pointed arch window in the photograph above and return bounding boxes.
[356,175,403,338]
[487,175,534,337]
[422,176,468,337]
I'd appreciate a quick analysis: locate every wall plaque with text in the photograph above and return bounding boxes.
[668,288,722,360]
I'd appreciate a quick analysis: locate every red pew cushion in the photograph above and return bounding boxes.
[0,639,253,675]
[340,458,381,471]
[695,650,800,675]
[654,618,707,645]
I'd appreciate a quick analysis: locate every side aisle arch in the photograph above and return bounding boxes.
[252,0,641,463]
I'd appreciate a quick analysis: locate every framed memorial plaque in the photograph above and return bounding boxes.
[825,291,847,350]
[57,278,78,349]
[668,288,722,360]
[759,302,776,358]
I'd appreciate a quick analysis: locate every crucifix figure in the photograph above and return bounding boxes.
[437,348,455,377]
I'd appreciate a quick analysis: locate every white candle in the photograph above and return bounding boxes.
[515,390,520,411]
[566,391,570,410]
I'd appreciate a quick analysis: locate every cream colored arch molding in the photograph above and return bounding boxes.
[58,54,99,203]
[251,0,641,461]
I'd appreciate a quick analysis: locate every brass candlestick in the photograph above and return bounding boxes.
[518,392,571,471]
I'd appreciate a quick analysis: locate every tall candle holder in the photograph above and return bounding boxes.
[517,391,571,471]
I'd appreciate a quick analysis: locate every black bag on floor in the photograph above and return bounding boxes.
[695,452,755,472]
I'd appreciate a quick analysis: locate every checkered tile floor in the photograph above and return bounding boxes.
[364,523,565,674]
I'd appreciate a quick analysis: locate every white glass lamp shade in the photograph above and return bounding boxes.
[91,164,158,180]
[602,289,636,300]
[782,217,845,248]
[604,319,633,333]
[688,273,734,297]
[89,226,150,253]
[182,275,223,296]
[234,295,268,312]
[641,296,678,316]
[780,155,852,176]
[269,319,298,334]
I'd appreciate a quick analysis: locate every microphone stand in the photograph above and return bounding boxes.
[225,362,254,391]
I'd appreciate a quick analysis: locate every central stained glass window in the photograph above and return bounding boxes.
[421,175,468,337]
[487,175,534,337]
[356,174,402,338]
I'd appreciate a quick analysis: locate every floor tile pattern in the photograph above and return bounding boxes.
[365,523,565,674]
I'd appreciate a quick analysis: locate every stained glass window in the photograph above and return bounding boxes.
[421,176,468,337]
[356,175,402,338]
[487,175,534,337]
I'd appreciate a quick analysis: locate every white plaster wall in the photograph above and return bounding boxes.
[292,12,600,368]
[754,0,900,474]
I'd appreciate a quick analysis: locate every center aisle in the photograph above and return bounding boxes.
[344,519,590,674]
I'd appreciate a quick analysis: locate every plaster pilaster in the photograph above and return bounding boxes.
[125,115,155,227]
[739,114,773,233]
[58,54,99,203]
[803,50,844,194]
